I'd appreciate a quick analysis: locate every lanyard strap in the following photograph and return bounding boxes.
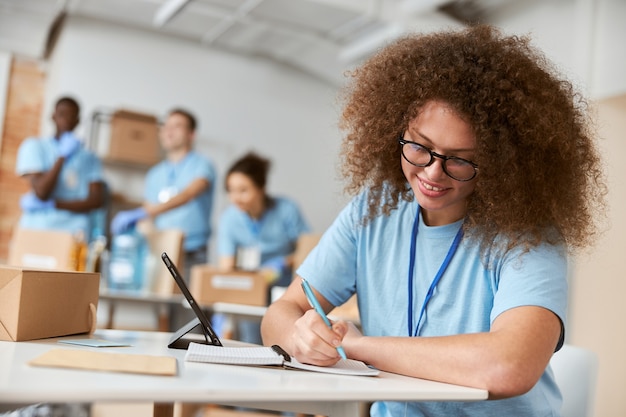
[250,220,261,238]
[244,215,262,239]
[407,209,463,337]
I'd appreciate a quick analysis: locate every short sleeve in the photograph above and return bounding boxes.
[185,152,216,186]
[296,197,361,306]
[83,152,104,183]
[197,156,216,184]
[491,243,568,329]
[217,208,239,257]
[282,199,310,239]
[16,138,45,175]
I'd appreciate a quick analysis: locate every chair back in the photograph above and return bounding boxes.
[550,344,599,417]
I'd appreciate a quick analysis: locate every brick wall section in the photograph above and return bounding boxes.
[0,58,45,261]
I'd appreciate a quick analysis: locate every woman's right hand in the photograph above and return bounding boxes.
[290,309,347,366]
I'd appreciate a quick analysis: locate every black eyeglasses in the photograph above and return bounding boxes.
[398,137,478,181]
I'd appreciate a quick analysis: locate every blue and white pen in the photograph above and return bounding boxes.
[300,277,348,360]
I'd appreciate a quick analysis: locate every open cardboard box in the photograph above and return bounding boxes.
[8,228,78,271]
[188,233,322,309]
[136,225,185,295]
[0,266,99,341]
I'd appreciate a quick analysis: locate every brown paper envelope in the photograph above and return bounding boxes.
[29,348,177,376]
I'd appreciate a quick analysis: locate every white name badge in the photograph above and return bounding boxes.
[236,246,261,271]
[158,186,178,203]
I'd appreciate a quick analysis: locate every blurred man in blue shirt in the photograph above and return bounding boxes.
[111,108,216,279]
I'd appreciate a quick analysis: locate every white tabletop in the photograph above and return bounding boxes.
[0,329,487,416]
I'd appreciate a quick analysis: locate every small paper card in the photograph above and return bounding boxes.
[30,349,177,376]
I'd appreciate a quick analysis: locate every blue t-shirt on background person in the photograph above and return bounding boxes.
[218,196,310,287]
[144,150,216,252]
[15,136,104,241]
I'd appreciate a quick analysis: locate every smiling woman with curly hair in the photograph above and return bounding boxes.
[339,25,605,254]
[262,25,607,417]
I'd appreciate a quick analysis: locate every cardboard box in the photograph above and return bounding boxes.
[143,227,185,295]
[0,266,99,341]
[8,228,77,271]
[108,110,161,166]
[292,233,321,276]
[190,266,268,306]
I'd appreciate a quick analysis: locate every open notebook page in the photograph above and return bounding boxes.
[185,343,379,376]
[186,345,284,366]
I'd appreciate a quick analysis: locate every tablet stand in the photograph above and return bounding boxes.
[168,317,219,349]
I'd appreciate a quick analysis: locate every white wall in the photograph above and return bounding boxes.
[571,95,626,417]
[43,16,348,260]
[490,0,626,99]
[590,0,626,98]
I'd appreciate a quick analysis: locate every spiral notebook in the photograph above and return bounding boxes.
[185,342,379,376]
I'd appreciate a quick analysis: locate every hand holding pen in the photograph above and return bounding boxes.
[300,278,348,360]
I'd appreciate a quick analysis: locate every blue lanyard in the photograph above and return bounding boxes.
[249,219,261,239]
[244,214,263,241]
[407,209,463,337]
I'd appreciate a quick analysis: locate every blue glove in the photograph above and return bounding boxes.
[20,192,55,211]
[110,208,148,235]
[260,256,287,284]
[261,256,287,272]
[58,131,81,159]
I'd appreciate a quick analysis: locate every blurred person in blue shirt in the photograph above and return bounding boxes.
[15,96,106,242]
[111,108,216,279]
[217,152,310,343]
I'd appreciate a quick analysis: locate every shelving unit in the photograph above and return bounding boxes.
[86,108,162,228]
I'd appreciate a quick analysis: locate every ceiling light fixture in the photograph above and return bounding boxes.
[401,0,452,15]
[153,0,191,27]
[201,0,264,44]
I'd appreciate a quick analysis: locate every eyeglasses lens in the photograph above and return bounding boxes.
[401,142,476,181]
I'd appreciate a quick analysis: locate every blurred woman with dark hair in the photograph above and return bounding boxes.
[218,151,310,343]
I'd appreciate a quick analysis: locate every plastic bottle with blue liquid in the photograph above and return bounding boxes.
[107,226,148,291]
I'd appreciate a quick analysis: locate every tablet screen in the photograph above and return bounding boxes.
[161,252,222,347]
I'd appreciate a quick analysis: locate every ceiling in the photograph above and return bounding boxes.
[0,0,520,85]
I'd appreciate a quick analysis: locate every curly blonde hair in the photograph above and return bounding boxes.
[339,25,606,253]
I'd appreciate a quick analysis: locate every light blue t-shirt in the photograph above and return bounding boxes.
[144,151,216,252]
[298,191,567,417]
[15,136,104,240]
[218,196,310,286]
